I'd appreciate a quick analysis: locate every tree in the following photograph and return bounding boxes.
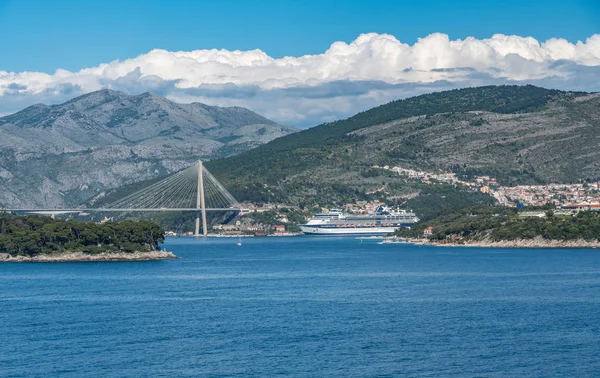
[0,214,165,257]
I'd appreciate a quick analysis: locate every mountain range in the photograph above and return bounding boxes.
[0,89,295,208]
[4,84,600,217]
[206,85,600,207]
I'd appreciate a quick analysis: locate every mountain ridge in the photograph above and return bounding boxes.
[0,89,296,208]
[205,85,599,207]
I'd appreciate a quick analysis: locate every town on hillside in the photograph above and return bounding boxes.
[374,165,600,210]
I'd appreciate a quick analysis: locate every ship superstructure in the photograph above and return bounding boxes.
[300,205,419,235]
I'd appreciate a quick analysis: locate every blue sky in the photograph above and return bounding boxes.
[1,0,598,73]
[0,0,599,126]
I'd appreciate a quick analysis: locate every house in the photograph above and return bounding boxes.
[272,225,286,233]
[423,226,433,237]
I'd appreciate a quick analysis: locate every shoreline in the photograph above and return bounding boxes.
[169,233,303,238]
[406,237,600,249]
[0,250,178,263]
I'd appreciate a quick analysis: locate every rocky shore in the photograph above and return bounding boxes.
[415,236,600,248]
[0,250,178,262]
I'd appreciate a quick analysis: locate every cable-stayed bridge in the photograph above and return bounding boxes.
[3,161,244,236]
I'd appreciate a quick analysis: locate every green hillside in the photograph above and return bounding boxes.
[397,206,600,243]
[207,85,569,181]
[205,85,597,212]
[0,214,164,256]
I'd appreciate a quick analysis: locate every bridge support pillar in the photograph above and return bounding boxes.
[194,214,201,237]
[195,160,208,237]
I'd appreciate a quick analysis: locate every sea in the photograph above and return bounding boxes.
[1,236,600,377]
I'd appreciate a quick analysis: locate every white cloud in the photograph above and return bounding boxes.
[1,32,600,126]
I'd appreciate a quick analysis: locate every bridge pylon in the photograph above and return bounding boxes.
[195,160,208,237]
[7,160,243,236]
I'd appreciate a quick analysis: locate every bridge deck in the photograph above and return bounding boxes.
[3,208,245,212]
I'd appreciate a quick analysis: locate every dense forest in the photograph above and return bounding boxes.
[398,206,600,242]
[402,185,495,221]
[0,214,164,257]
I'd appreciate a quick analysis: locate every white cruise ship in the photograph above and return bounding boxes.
[300,206,419,235]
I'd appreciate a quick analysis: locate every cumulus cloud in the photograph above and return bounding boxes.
[1,32,600,126]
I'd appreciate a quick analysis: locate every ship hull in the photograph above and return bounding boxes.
[300,226,399,235]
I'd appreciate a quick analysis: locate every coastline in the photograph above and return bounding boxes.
[408,237,600,249]
[0,250,178,263]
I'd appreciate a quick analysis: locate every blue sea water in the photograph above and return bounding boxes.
[1,236,600,377]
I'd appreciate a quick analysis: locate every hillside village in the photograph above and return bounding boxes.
[374,165,600,210]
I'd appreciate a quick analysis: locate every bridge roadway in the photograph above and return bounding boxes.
[3,208,247,213]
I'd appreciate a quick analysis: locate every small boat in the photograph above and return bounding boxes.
[236,237,242,246]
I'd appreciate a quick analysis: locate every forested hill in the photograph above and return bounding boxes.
[210,85,565,158]
[206,85,599,206]
[397,206,600,244]
[0,214,164,257]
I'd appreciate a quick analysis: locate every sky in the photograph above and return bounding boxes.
[1,0,599,126]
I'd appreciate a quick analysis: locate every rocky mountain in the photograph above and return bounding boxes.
[206,85,600,206]
[0,89,295,208]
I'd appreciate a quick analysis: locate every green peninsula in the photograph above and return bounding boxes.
[398,207,600,248]
[0,214,174,261]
